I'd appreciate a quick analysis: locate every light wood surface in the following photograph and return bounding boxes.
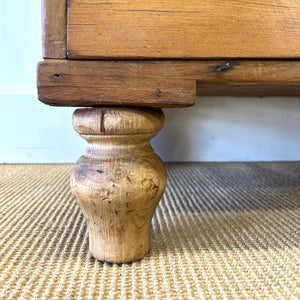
[37,59,300,107]
[70,107,167,263]
[42,0,67,58]
[67,0,300,59]
[37,60,195,107]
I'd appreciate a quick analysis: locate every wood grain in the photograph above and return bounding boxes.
[42,0,67,58]
[67,0,300,59]
[71,107,167,263]
[196,83,300,97]
[37,59,300,107]
[37,60,196,107]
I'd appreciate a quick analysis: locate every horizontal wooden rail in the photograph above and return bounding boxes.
[37,60,300,108]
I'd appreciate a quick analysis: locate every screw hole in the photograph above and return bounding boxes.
[54,74,61,78]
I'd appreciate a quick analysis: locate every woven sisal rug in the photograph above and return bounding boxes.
[0,163,299,299]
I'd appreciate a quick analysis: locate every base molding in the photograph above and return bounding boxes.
[37,59,300,108]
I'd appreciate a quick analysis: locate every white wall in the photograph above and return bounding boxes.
[1,94,300,163]
[0,1,41,94]
[155,97,300,162]
[0,1,300,163]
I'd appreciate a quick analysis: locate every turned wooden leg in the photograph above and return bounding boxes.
[70,107,167,263]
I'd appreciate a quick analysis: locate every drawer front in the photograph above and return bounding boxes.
[67,0,300,59]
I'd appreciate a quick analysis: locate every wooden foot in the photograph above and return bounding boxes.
[70,107,167,263]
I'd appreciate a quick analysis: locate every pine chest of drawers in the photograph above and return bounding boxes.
[37,0,300,263]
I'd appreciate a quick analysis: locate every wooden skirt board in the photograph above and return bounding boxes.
[67,0,300,59]
[37,60,300,107]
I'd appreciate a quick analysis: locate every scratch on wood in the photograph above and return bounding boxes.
[100,111,105,133]
[155,88,162,99]
[117,9,203,14]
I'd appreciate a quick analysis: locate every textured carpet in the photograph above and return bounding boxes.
[0,163,299,299]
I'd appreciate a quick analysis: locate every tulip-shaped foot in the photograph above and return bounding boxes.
[70,107,167,263]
